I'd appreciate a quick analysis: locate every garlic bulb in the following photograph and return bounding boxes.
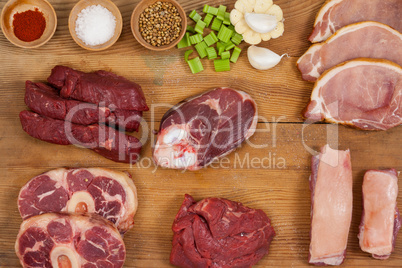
[244,13,277,34]
[247,45,285,70]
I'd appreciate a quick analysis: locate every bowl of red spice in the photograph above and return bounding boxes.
[131,0,187,51]
[1,0,57,48]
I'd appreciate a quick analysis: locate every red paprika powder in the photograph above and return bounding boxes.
[13,8,46,42]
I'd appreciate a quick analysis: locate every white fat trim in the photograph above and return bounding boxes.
[313,0,343,26]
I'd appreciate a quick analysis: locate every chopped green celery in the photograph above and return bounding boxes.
[188,57,204,74]
[230,46,241,63]
[210,18,223,32]
[223,12,231,25]
[217,5,227,21]
[194,19,206,34]
[203,14,214,28]
[228,24,235,32]
[204,32,218,46]
[177,32,191,48]
[214,59,230,72]
[231,33,243,45]
[218,45,225,56]
[203,4,210,13]
[184,49,193,62]
[195,41,208,58]
[206,47,217,59]
[204,5,218,15]
[221,51,230,60]
[217,25,233,43]
[189,10,201,22]
[186,25,195,33]
[225,41,235,51]
[189,34,203,45]
[216,41,223,50]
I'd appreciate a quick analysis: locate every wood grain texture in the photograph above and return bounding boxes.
[0,0,401,267]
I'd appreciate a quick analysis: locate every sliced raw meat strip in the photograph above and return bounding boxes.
[15,213,125,268]
[170,194,275,268]
[309,145,353,265]
[309,0,402,43]
[358,169,401,259]
[47,65,149,111]
[18,168,138,233]
[298,22,402,82]
[153,87,258,170]
[19,110,142,163]
[106,109,142,132]
[303,59,402,131]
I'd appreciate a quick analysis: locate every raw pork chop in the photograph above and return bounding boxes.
[170,194,275,267]
[358,169,401,259]
[18,168,138,233]
[153,87,258,170]
[303,59,402,130]
[47,65,149,111]
[309,145,353,265]
[20,110,142,163]
[298,22,402,81]
[309,0,402,43]
[15,213,125,268]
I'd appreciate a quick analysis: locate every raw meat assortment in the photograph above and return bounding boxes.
[20,110,142,163]
[297,22,402,82]
[18,168,138,233]
[15,213,126,268]
[170,194,275,267]
[309,145,353,265]
[303,59,402,131]
[47,65,149,111]
[153,87,258,170]
[358,169,401,259]
[308,0,402,43]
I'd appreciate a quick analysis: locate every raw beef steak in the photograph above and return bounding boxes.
[20,110,142,163]
[309,0,402,43]
[47,65,149,111]
[303,59,402,130]
[309,145,353,265]
[15,213,126,268]
[153,87,258,170]
[358,169,401,259]
[18,168,138,233]
[170,194,275,267]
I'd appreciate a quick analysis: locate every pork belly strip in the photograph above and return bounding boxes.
[19,110,141,163]
[309,0,402,43]
[303,59,402,131]
[309,145,353,265]
[298,22,402,82]
[47,65,149,111]
[358,169,401,259]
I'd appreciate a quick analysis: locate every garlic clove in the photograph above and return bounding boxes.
[244,12,277,34]
[230,9,244,25]
[254,0,273,13]
[235,19,251,34]
[243,30,262,45]
[247,45,285,70]
[270,21,284,38]
[267,4,283,21]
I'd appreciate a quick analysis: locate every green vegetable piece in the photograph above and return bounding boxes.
[203,4,210,13]
[230,46,241,63]
[204,32,218,46]
[217,5,227,21]
[194,19,206,34]
[188,57,204,74]
[195,41,208,58]
[189,34,203,45]
[186,25,195,34]
[206,47,218,59]
[204,5,218,15]
[225,41,235,51]
[223,12,231,25]
[189,10,201,22]
[184,49,193,62]
[203,13,214,28]
[217,25,233,43]
[177,32,191,49]
[214,59,230,72]
[221,51,230,60]
[210,17,223,32]
[218,45,225,56]
[231,33,243,45]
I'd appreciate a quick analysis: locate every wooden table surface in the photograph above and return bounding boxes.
[0,0,401,267]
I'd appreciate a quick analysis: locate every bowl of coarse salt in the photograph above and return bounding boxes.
[69,0,122,51]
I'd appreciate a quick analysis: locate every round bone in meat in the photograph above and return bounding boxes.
[153,87,258,170]
[303,59,402,131]
[15,213,126,268]
[18,168,138,233]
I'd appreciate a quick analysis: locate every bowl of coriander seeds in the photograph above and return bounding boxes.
[131,0,187,51]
